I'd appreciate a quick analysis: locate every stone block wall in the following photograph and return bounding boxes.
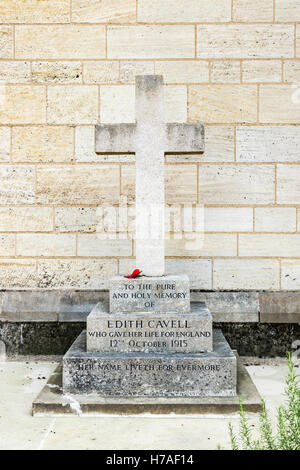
[0,0,300,293]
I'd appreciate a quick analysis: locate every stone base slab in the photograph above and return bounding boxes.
[33,353,260,416]
[63,330,236,397]
[109,274,190,313]
[87,301,213,353]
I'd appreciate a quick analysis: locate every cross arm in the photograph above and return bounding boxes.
[95,123,136,154]
[165,123,204,153]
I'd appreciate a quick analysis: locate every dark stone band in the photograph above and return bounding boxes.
[1,321,299,358]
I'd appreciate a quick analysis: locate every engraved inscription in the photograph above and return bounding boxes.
[110,276,190,313]
[87,315,212,354]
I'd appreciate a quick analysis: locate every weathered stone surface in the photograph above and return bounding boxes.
[72,0,136,23]
[33,357,262,416]
[218,323,300,357]
[0,322,84,355]
[260,313,300,324]
[239,234,300,257]
[0,235,14,257]
[110,275,190,314]
[277,165,300,204]
[83,61,119,84]
[120,61,154,84]
[63,330,237,397]
[210,60,240,83]
[191,292,259,323]
[0,259,37,289]
[189,85,257,124]
[0,61,30,83]
[255,208,296,233]
[155,60,209,84]
[0,207,52,232]
[259,292,300,324]
[260,85,300,124]
[55,207,100,232]
[12,126,74,163]
[197,25,293,59]
[0,165,35,204]
[165,123,204,153]
[297,25,300,58]
[101,85,135,124]
[76,126,134,163]
[0,340,5,360]
[164,86,187,123]
[99,84,187,124]
[204,207,253,232]
[15,25,106,59]
[0,289,107,322]
[198,164,274,204]
[281,261,300,290]
[276,0,300,21]
[135,75,165,276]
[284,60,300,83]
[237,126,300,162]
[36,165,119,205]
[166,234,236,257]
[78,235,132,257]
[0,127,10,162]
[95,123,136,153]
[213,259,280,291]
[32,62,82,84]
[242,60,281,83]
[0,26,13,58]
[37,259,117,289]
[166,126,235,164]
[0,86,46,124]
[107,26,195,59]
[87,301,212,353]
[138,0,231,22]
[121,164,198,204]
[47,85,98,125]
[16,233,76,257]
[233,0,273,22]
[0,0,70,23]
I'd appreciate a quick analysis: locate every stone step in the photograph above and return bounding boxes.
[87,301,213,354]
[63,329,236,398]
[109,274,190,314]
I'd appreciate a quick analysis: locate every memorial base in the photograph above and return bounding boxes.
[32,353,261,416]
[63,330,236,397]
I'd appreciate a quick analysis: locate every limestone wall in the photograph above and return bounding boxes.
[0,0,300,291]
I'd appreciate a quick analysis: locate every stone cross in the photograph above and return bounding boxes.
[95,75,204,277]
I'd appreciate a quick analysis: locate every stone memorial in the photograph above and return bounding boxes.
[62,75,238,400]
[87,301,213,354]
[109,275,190,313]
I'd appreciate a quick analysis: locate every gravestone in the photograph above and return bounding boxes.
[62,76,237,399]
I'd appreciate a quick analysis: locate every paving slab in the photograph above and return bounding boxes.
[0,359,291,450]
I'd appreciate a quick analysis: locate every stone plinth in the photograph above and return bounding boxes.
[63,330,236,397]
[109,274,190,313]
[33,356,262,416]
[87,301,212,354]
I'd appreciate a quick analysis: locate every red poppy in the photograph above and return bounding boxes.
[125,269,142,279]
